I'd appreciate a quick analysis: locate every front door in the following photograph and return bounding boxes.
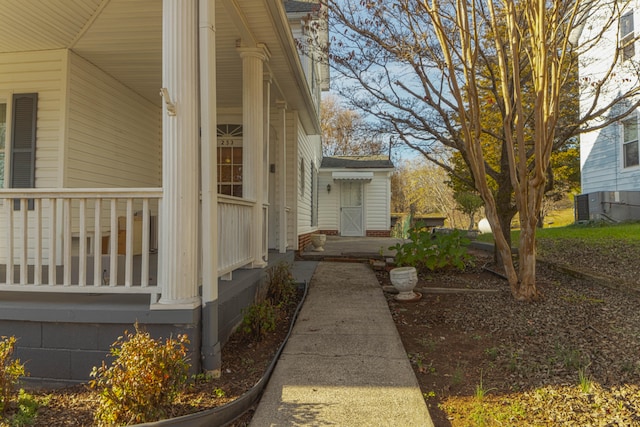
[340,181,364,236]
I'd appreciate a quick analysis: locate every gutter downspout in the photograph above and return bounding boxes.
[199,0,221,374]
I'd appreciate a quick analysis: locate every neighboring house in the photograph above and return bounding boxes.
[0,0,327,383]
[577,3,640,221]
[317,155,395,238]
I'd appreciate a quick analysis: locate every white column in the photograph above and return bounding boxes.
[276,101,288,253]
[238,45,270,268]
[158,0,200,307]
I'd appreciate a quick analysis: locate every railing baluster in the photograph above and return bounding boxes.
[125,198,133,287]
[6,198,13,285]
[78,199,87,287]
[93,198,102,287]
[109,199,118,286]
[63,198,72,286]
[19,199,27,285]
[141,198,150,287]
[48,198,56,286]
[34,199,41,285]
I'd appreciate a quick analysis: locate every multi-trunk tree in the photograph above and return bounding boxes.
[320,0,640,300]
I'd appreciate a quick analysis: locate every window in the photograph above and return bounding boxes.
[623,117,639,168]
[217,124,243,197]
[621,11,635,60]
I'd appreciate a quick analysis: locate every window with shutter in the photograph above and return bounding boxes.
[10,93,37,209]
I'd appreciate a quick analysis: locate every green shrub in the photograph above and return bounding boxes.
[242,301,277,342]
[390,222,472,271]
[267,262,297,307]
[89,325,190,426]
[0,336,25,416]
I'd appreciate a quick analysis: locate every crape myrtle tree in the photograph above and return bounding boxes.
[318,0,640,300]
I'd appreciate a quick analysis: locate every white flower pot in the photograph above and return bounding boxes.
[390,266,419,301]
[310,233,326,252]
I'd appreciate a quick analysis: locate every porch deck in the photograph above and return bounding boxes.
[298,235,402,261]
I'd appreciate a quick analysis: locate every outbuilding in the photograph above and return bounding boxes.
[318,155,394,237]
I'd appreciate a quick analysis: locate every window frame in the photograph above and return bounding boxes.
[622,115,640,169]
[621,11,635,60]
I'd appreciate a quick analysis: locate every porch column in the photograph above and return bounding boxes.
[238,45,270,268]
[158,0,200,307]
[276,100,288,253]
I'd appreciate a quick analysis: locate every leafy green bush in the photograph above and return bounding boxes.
[390,222,472,271]
[242,301,277,342]
[0,336,25,416]
[89,325,190,426]
[267,262,297,307]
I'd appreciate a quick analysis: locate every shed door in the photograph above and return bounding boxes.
[340,181,364,236]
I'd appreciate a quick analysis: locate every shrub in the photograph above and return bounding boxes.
[266,262,297,307]
[390,222,473,271]
[242,301,277,342]
[0,336,25,416]
[89,325,190,426]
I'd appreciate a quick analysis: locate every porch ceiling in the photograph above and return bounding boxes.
[0,0,319,132]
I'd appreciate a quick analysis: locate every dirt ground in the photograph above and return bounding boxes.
[380,250,640,426]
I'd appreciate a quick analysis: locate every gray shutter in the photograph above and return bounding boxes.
[11,93,37,209]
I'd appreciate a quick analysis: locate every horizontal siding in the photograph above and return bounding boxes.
[65,52,161,188]
[297,123,313,234]
[285,111,298,248]
[0,49,65,188]
[365,172,391,230]
[318,171,339,229]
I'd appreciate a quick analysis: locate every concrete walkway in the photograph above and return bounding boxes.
[250,262,434,427]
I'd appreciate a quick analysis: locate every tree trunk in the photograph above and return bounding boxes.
[513,215,539,300]
[468,212,475,230]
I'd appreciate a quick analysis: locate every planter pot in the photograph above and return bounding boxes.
[389,266,419,301]
[310,234,326,252]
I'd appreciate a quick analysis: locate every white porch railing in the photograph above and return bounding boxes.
[218,195,254,278]
[0,188,162,298]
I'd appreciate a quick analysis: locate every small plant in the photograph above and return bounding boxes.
[242,301,277,341]
[484,347,498,361]
[89,324,190,426]
[389,222,472,271]
[452,364,465,385]
[9,389,43,427]
[266,262,297,307]
[578,367,592,393]
[0,336,25,416]
[213,387,226,398]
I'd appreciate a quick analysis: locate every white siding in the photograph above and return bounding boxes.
[318,170,339,229]
[65,51,161,188]
[296,120,321,236]
[579,3,640,193]
[365,171,392,230]
[0,49,66,187]
[285,111,298,248]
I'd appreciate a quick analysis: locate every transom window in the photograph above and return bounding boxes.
[217,124,243,197]
[621,11,635,60]
[623,117,639,168]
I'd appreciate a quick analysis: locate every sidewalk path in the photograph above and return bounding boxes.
[250,262,434,426]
